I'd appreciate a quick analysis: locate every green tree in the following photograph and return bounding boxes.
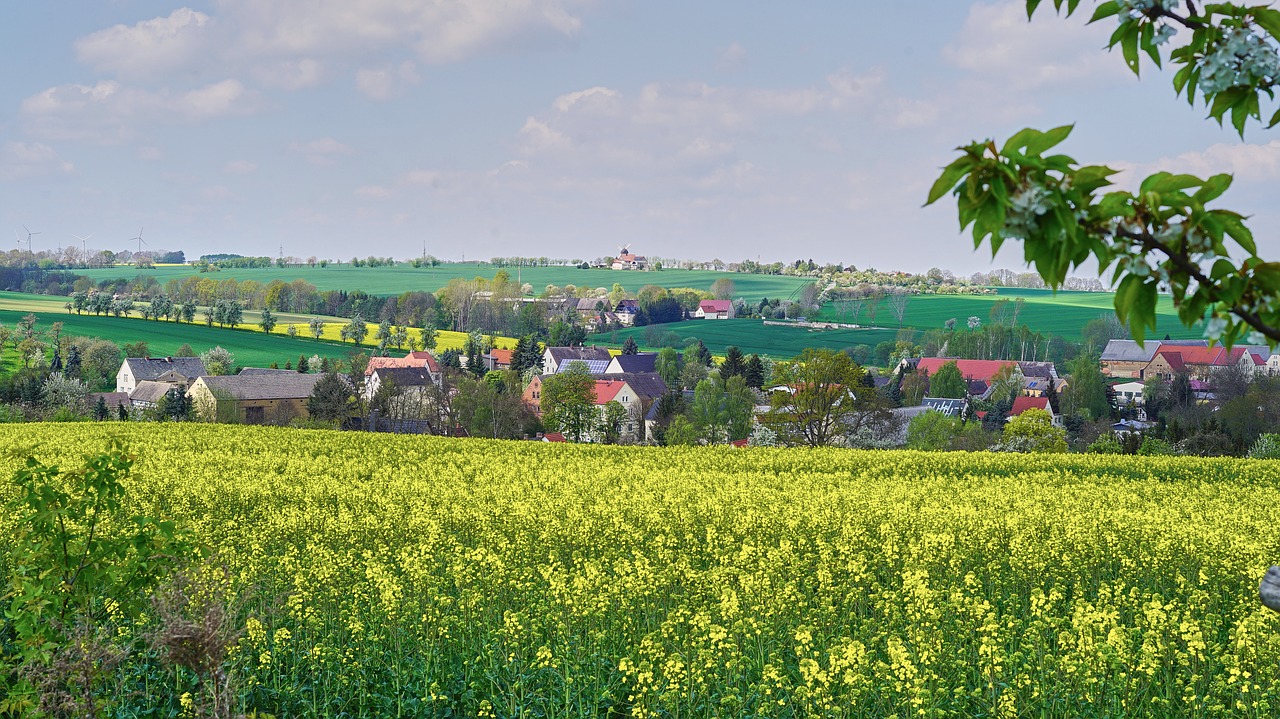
[719,345,746,382]
[743,353,766,389]
[1063,354,1111,421]
[656,347,682,387]
[906,411,963,451]
[689,378,728,444]
[597,400,630,444]
[308,317,326,340]
[540,362,597,442]
[928,1,1280,346]
[929,361,968,399]
[621,337,639,355]
[761,348,868,447]
[1000,408,1068,454]
[259,307,277,334]
[307,373,354,423]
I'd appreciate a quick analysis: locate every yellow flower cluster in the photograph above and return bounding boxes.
[1,425,1277,717]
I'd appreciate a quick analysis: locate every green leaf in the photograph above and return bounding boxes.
[1121,21,1141,74]
[1001,127,1040,155]
[1193,173,1233,203]
[925,157,974,206]
[1221,213,1256,255]
[1024,124,1074,155]
[1026,0,1043,19]
[1089,1,1121,23]
[1254,8,1280,43]
[1141,172,1203,194]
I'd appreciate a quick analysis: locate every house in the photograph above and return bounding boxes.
[483,349,514,372]
[540,432,567,442]
[116,357,207,394]
[542,346,612,374]
[911,358,1018,384]
[522,374,552,415]
[921,397,967,417]
[605,353,658,375]
[591,378,644,442]
[1143,345,1258,381]
[1113,381,1145,407]
[612,251,649,270]
[1008,395,1062,427]
[695,300,734,320]
[614,299,639,325]
[365,351,442,386]
[575,297,611,314]
[187,372,325,425]
[88,391,131,413]
[129,380,179,410]
[363,366,440,404]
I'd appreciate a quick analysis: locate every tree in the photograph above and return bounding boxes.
[689,378,729,444]
[122,341,150,358]
[1063,354,1111,422]
[308,373,354,423]
[929,361,967,399]
[719,346,746,382]
[621,337,639,355]
[309,317,326,340]
[421,324,438,350]
[597,400,630,444]
[656,347,682,387]
[906,411,963,451]
[761,348,869,447]
[743,353,766,390]
[201,346,234,376]
[297,354,310,373]
[710,277,736,300]
[928,1,1280,347]
[998,407,1067,454]
[540,362,597,442]
[887,291,910,328]
[686,339,712,367]
[341,314,368,345]
[259,308,277,334]
[93,395,109,421]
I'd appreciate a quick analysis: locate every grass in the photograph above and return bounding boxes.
[812,287,1202,342]
[606,319,904,358]
[76,263,814,299]
[0,292,516,368]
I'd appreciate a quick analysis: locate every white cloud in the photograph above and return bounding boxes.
[0,142,74,180]
[717,42,747,71]
[291,137,354,165]
[222,0,584,64]
[224,160,257,174]
[356,185,393,198]
[20,78,258,142]
[74,8,211,79]
[943,1,1122,91]
[252,58,325,90]
[1111,140,1280,190]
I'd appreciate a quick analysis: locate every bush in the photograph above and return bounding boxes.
[1087,433,1124,454]
[1137,436,1176,456]
[1248,433,1280,459]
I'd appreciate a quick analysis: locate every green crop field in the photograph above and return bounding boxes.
[77,263,813,298]
[813,287,1202,343]
[608,319,904,358]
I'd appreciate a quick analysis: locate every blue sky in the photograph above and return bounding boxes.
[2,1,1277,274]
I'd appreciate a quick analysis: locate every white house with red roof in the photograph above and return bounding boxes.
[695,300,734,319]
[364,351,442,385]
[1008,395,1062,427]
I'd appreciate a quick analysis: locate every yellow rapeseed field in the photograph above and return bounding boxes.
[0,423,1277,717]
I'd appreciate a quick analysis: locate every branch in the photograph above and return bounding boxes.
[1114,227,1280,344]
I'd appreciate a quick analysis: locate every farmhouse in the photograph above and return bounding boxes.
[1143,345,1259,381]
[129,380,178,410]
[188,372,324,425]
[911,358,1017,384]
[483,349,514,372]
[695,300,734,320]
[612,250,649,270]
[542,346,612,374]
[604,353,658,375]
[116,356,207,394]
[1008,395,1062,427]
[365,351,441,385]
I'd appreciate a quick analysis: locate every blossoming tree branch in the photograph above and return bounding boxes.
[927,0,1280,347]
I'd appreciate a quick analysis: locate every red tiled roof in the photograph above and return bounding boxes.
[700,300,732,312]
[1154,346,1244,367]
[489,349,514,365]
[367,351,440,374]
[1010,395,1050,416]
[542,432,567,442]
[916,358,1016,383]
[730,438,749,448]
[593,379,628,404]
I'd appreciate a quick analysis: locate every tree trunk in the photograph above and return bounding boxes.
[1264,566,1280,613]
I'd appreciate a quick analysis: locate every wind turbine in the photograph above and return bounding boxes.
[22,225,40,253]
[130,227,147,255]
[72,233,93,262]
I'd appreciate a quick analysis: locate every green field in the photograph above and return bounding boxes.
[813,287,1202,342]
[77,263,813,298]
[609,319,904,358]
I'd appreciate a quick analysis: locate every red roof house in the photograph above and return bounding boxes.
[696,300,735,320]
[915,358,1017,384]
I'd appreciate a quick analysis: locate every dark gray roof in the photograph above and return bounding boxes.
[575,297,611,312]
[545,346,612,364]
[372,366,436,387]
[603,371,668,400]
[1100,340,1162,363]
[1017,361,1056,378]
[124,357,207,381]
[89,391,130,408]
[238,367,300,376]
[197,373,324,401]
[609,353,658,374]
[130,380,175,404]
[922,397,966,416]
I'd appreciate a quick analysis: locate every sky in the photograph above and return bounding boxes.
[2,1,1279,275]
